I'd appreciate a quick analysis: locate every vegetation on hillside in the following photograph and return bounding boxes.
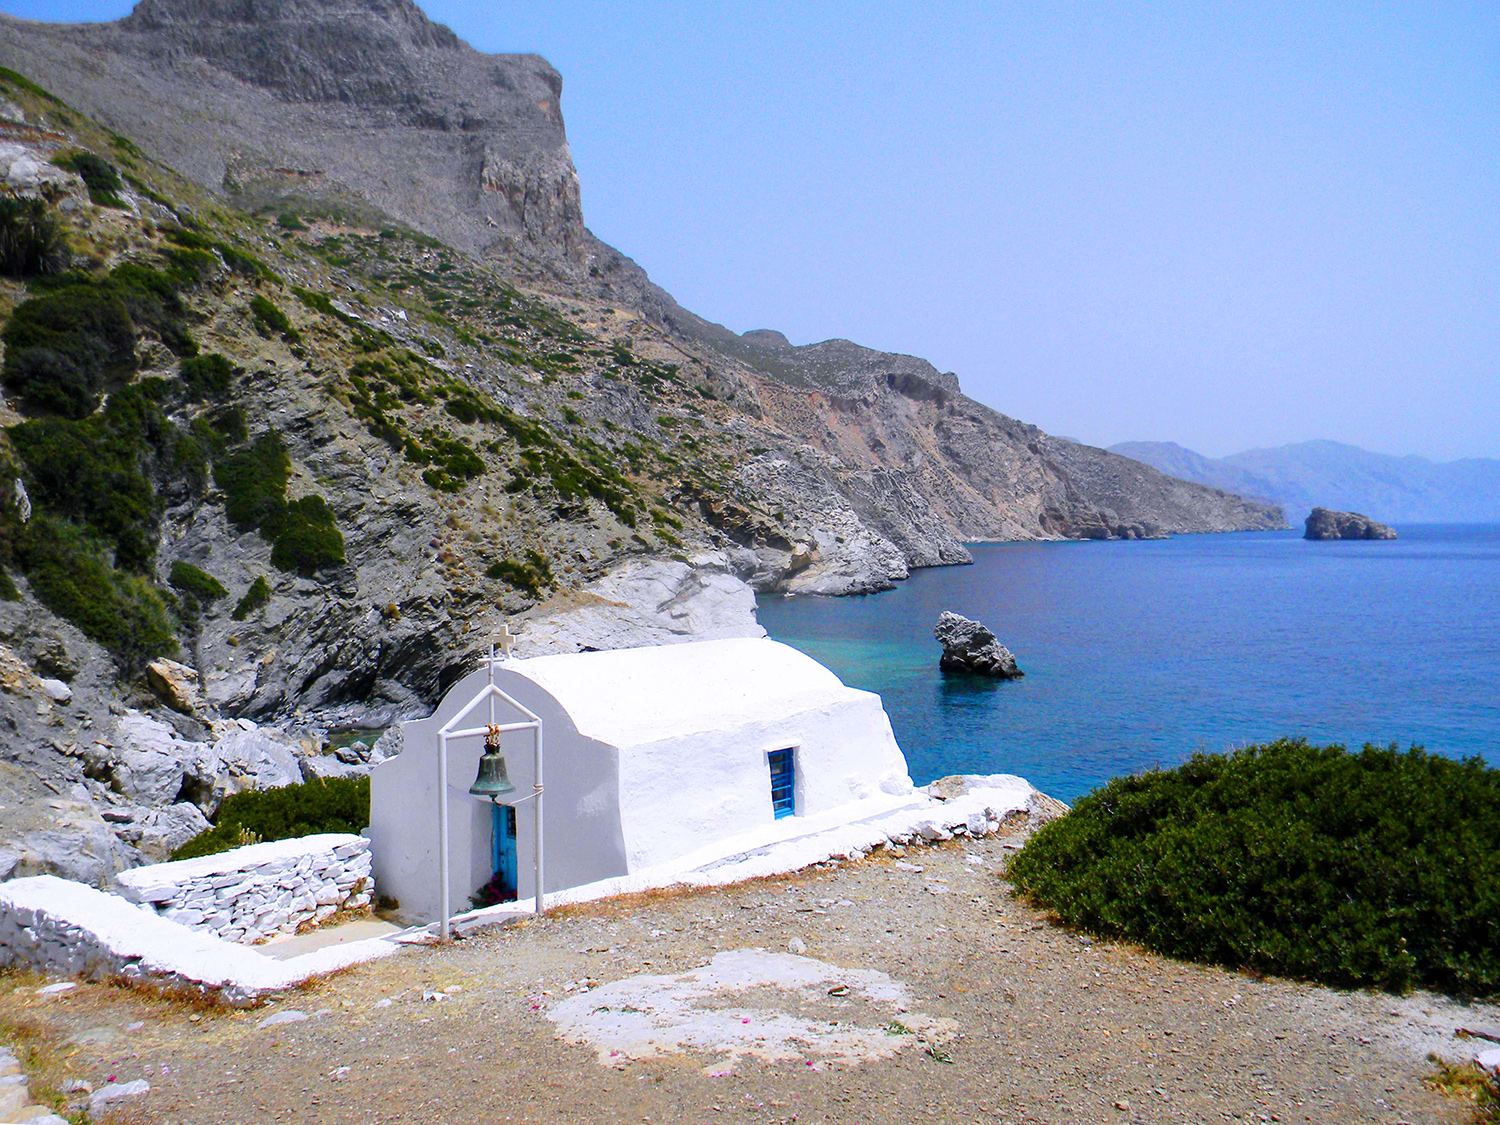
[172,775,370,860]
[0,64,784,680]
[0,197,68,277]
[1008,739,1500,998]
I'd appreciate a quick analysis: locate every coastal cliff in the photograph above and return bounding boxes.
[0,0,1283,591]
[0,0,1278,879]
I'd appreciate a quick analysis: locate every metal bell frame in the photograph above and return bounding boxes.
[436,640,544,940]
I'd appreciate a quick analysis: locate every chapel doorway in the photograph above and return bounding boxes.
[491,803,518,902]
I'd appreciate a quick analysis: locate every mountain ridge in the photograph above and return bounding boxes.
[0,0,1282,557]
[0,0,1282,883]
[1111,439,1500,524]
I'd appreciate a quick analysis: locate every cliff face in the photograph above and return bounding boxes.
[0,3,1288,881]
[0,0,1285,620]
[2,0,584,265]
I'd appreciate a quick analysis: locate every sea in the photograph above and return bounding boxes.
[756,524,1500,803]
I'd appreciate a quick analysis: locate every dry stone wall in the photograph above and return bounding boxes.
[114,834,372,944]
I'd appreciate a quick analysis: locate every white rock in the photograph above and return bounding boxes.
[38,678,72,704]
[89,1078,150,1111]
[787,936,808,955]
[515,556,765,657]
[257,1009,309,1029]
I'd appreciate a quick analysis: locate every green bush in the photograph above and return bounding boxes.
[16,515,176,667]
[485,549,553,597]
[171,776,370,860]
[213,434,344,573]
[168,560,227,607]
[179,353,234,400]
[0,198,67,277]
[232,575,271,620]
[2,262,199,418]
[1,281,135,417]
[267,495,345,573]
[53,151,125,207]
[276,212,308,232]
[9,381,177,570]
[214,432,290,531]
[1008,739,1500,997]
[249,295,299,342]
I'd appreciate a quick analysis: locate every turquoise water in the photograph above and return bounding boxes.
[756,525,1500,802]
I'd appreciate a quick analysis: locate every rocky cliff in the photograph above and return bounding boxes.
[0,1,1281,881]
[1303,507,1396,541]
[3,0,584,266]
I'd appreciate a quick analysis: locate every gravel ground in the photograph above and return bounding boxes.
[2,833,1495,1125]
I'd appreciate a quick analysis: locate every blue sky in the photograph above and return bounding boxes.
[8,1,1498,460]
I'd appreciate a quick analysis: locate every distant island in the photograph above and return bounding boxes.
[1111,439,1500,524]
[1303,507,1397,541]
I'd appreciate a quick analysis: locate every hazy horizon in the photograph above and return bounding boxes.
[4,0,1496,462]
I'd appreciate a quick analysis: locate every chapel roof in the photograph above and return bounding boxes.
[499,637,867,748]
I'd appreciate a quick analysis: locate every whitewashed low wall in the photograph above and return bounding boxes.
[0,875,397,1005]
[114,834,372,944]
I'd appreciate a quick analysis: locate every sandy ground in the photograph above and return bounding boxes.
[2,834,1496,1125]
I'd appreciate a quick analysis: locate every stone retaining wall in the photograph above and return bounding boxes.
[0,874,398,1005]
[114,834,373,944]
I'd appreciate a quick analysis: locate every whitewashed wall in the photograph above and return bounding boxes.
[369,639,914,926]
[368,670,629,927]
[615,691,908,870]
[114,834,372,944]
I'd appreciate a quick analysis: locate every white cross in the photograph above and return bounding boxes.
[496,622,516,659]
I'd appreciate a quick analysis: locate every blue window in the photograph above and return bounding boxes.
[768,748,796,819]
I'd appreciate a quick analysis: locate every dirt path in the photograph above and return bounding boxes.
[2,834,1493,1125]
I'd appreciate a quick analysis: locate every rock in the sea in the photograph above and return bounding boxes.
[934,612,1023,679]
[1303,507,1397,541]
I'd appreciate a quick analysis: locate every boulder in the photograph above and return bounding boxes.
[112,803,212,863]
[111,712,200,806]
[38,678,73,705]
[933,612,1023,679]
[1303,507,1397,540]
[0,142,78,198]
[201,728,303,800]
[146,659,205,716]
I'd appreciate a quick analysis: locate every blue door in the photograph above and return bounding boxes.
[491,804,518,902]
[768,748,796,819]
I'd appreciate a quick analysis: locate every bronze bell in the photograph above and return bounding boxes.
[469,725,517,800]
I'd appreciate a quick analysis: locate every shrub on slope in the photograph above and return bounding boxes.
[172,776,370,860]
[1008,739,1500,997]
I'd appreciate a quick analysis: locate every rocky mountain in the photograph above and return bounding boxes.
[6,0,584,267]
[0,0,1279,881]
[1112,440,1500,524]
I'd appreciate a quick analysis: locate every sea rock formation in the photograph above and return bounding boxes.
[934,612,1023,679]
[1303,507,1397,541]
